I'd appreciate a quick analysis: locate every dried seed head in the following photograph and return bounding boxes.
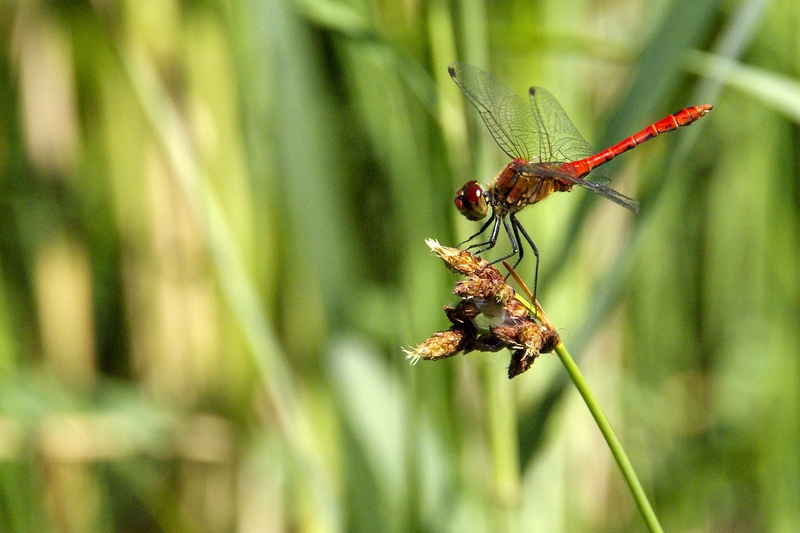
[404,329,470,364]
[540,329,561,355]
[444,300,482,325]
[426,239,491,276]
[453,278,514,304]
[509,349,535,379]
[407,240,561,378]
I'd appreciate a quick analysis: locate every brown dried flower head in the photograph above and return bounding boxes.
[404,240,561,378]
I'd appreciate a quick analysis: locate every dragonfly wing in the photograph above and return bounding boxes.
[572,178,640,213]
[516,162,637,212]
[529,87,609,184]
[449,63,543,162]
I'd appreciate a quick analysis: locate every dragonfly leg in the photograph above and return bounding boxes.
[467,216,502,254]
[482,216,521,266]
[458,216,496,248]
[510,215,539,301]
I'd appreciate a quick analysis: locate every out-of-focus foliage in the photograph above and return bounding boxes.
[0,0,797,531]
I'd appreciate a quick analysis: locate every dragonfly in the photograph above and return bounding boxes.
[449,62,712,298]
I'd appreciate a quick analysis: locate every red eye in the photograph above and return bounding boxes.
[465,183,483,203]
[455,181,489,221]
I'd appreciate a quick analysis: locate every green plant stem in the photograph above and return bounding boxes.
[554,343,664,533]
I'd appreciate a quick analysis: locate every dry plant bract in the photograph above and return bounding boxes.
[404,240,560,378]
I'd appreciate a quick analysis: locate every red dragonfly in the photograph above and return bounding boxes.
[449,62,712,296]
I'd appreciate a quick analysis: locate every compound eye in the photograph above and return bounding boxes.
[464,183,483,203]
[455,181,489,221]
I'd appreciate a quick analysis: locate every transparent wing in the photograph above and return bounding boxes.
[529,87,609,184]
[570,178,640,213]
[449,62,543,162]
[514,163,639,213]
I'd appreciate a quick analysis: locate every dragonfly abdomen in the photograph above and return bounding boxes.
[566,104,713,178]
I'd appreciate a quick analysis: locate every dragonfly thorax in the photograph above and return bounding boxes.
[489,161,575,215]
[454,180,489,221]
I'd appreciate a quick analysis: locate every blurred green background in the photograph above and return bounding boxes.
[0,0,797,531]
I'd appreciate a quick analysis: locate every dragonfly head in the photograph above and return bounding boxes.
[455,180,489,221]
